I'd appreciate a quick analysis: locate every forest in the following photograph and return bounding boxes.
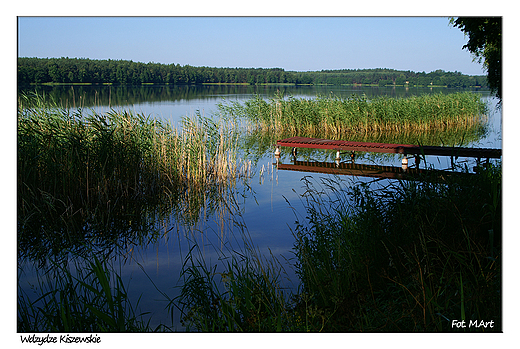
[18,57,488,88]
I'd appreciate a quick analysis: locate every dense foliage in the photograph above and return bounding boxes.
[18,57,487,88]
[450,17,501,99]
[291,168,501,332]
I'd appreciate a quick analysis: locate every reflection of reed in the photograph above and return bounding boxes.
[233,120,488,168]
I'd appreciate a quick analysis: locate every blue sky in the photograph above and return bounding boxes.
[18,16,486,75]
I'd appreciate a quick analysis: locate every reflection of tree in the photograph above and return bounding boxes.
[18,84,490,113]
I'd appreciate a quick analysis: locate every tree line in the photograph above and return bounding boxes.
[18,57,488,88]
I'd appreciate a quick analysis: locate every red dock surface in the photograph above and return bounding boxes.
[276,137,502,159]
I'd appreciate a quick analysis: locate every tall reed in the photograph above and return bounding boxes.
[218,92,488,137]
[291,163,501,331]
[17,92,248,262]
[173,243,294,332]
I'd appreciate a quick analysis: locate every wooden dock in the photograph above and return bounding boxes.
[275,137,502,159]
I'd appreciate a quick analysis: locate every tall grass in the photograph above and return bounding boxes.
[18,251,155,332]
[171,162,501,332]
[291,163,501,331]
[218,92,488,137]
[172,244,293,332]
[17,92,249,262]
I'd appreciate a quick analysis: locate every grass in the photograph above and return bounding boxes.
[290,163,501,331]
[217,91,488,137]
[172,244,293,332]
[169,161,501,332]
[17,92,249,262]
[20,159,500,332]
[18,250,156,332]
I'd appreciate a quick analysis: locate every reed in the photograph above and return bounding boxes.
[18,92,248,262]
[173,244,293,332]
[18,251,155,332]
[218,92,488,137]
[161,181,292,332]
[291,163,501,331]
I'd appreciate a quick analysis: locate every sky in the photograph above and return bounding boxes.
[18,16,487,75]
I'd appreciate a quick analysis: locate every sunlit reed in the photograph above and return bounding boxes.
[218,92,488,137]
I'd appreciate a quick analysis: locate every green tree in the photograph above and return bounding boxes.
[450,17,501,99]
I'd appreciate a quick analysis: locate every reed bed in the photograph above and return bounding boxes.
[17,93,248,261]
[218,92,487,137]
[173,243,294,332]
[168,161,501,332]
[291,164,501,331]
[17,92,242,195]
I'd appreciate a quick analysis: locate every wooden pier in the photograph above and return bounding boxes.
[275,137,502,159]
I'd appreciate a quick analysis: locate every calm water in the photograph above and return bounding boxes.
[17,84,501,330]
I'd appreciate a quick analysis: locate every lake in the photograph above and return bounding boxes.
[17,84,501,331]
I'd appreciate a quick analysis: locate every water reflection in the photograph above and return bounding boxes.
[274,157,478,182]
[17,85,501,331]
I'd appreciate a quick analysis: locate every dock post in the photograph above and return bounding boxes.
[335,150,341,161]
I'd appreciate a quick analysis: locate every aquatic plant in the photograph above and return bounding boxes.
[291,163,501,331]
[173,244,293,332]
[17,92,248,262]
[218,92,488,137]
[18,251,156,332]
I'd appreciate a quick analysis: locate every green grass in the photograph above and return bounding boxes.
[290,163,501,331]
[169,160,501,332]
[217,92,488,137]
[173,244,292,332]
[18,92,500,332]
[18,250,157,332]
[17,92,248,262]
